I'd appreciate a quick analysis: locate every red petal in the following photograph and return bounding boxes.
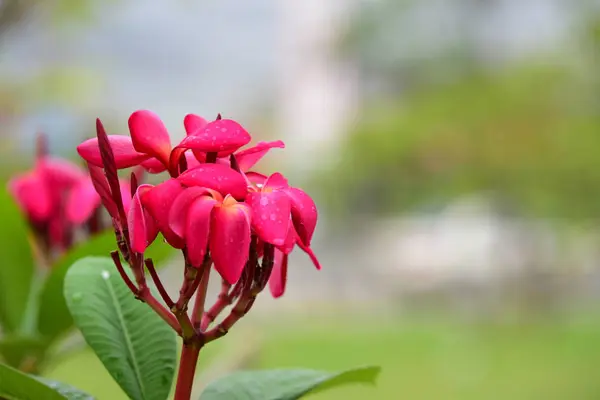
[268,250,288,298]
[176,119,251,155]
[246,172,268,186]
[66,178,101,224]
[284,187,318,246]
[128,184,157,253]
[78,135,150,168]
[8,171,52,222]
[277,222,297,254]
[264,172,289,190]
[169,187,220,238]
[177,163,248,200]
[184,114,208,135]
[119,179,133,215]
[246,190,291,246]
[210,199,251,284]
[297,240,322,270]
[87,163,118,218]
[140,158,167,174]
[128,110,172,166]
[141,178,185,248]
[185,197,217,267]
[235,140,285,172]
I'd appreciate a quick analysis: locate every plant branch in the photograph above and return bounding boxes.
[192,256,212,330]
[111,251,138,294]
[200,280,232,331]
[145,258,174,308]
[138,288,181,334]
[173,343,201,400]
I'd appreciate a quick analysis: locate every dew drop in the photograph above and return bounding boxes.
[71,292,83,302]
[260,197,269,206]
[270,214,277,221]
[261,214,268,221]
[101,270,110,280]
[221,127,227,133]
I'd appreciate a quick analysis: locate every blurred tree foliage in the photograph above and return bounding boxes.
[0,0,107,144]
[320,2,600,221]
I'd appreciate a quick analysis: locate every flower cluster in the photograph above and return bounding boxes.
[77,110,320,342]
[7,135,129,261]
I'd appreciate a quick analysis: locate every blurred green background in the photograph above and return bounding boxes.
[2,0,600,398]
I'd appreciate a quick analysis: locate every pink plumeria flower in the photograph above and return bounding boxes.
[77,109,321,302]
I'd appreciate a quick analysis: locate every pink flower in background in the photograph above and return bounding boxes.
[8,135,133,260]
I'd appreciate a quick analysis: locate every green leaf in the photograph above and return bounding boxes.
[0,362,67,400]
[199,366,381,400]
[38,231,175,342]
[0,187,36,332]
[0,334,47,370]
[64,257,176,400]
[35,377,95,400]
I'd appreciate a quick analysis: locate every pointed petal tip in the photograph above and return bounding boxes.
[78,136,150,168]
[128,109,172,165]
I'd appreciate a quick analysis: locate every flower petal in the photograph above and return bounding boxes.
[141,178,185,248]
[66,178,101,224]
[38,157,86,187]
[87,163,119,218]
[246,190,291,246]
[140,158,167,174]
[119,179,133,215]
[184,114,209,163]
[264,172,289,190]
[210,199,251,284]
[268,250,288,298]
[246,172,268,187]
[277,222,297,254]
[8,172,52,222]
[186,197,217,267]
[176,119,251,155]
[235,140,285,172]
[184,113,208,135]
[128,184,157,253]
[284,187,318,246]
[78,135,150,168]
[128,110,172,166]
[177,163,248,200]
[296,240,322,270]
[169,187,220,238]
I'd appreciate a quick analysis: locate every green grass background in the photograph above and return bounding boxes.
[43,312,600,400]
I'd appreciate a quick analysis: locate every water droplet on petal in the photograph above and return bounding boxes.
[260,197,269,206]
[261,214,268,221]
[270,214,277,221]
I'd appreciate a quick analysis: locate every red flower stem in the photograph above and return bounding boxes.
[191,258,212,329]
[200,280,232,331]
[111,251,139,294]
[145,258,174,308]
[204,293,256,343]
[112,251,181,334]
[139,289,181,334]
[173,342,201,400]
